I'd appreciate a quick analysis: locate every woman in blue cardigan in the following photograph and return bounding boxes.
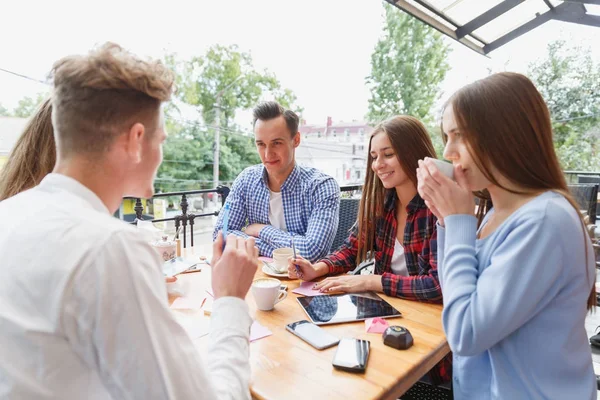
[417,72,596,399]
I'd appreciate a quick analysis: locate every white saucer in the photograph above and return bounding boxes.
[262,264,289,278]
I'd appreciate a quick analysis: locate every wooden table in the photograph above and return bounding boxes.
[173,247,450,400]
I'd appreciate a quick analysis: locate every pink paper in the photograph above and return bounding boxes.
[171,296,205,310]
[258,256,274,263]
[365,317,390,334]
[250,321,272,342]
[292,281,327,297]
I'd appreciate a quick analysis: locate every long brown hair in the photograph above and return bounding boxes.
[444,72,595,309]
[356,116,437,263]
[0,98,55,201]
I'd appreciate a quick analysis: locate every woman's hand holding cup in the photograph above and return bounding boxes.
[417,157,474,222]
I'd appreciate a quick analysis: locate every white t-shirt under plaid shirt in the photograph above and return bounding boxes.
[213,164,340,262]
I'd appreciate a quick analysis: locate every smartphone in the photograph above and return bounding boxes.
[285,320,339,350]
[332,338,370,373]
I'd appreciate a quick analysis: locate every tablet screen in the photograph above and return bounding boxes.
[296,292,401,325]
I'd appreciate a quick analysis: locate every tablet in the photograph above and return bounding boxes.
[296,292,401,325]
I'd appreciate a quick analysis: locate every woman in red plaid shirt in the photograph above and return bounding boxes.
[287,116,451,389]
[288,115,441,303]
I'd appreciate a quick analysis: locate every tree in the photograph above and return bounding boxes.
[169,45,301,129]
[157,45,301,191]
[0,103,10,116]
[366,4,451,125]
[12,92,48,118]
[528,40,600,171]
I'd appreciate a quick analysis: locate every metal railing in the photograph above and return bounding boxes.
[565,170,600,183]
[126,185,230,248]
[123,184,363,249]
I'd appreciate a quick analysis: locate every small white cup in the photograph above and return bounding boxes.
[251,278,287,311]
[272,247,294,273]
[150,235,176,261]
[430,158,455,180]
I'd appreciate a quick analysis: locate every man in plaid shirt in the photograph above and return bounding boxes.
[213,101,340,262]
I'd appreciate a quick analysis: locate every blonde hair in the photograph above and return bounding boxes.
[51,42,174,155]
[0,98,55,200]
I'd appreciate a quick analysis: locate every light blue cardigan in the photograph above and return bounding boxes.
[438,191,596,399]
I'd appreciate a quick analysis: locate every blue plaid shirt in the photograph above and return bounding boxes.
[213,164,340,262]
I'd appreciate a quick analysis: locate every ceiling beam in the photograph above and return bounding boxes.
[456,0,525,39]
[554,11,600,27]
[564,0,600,5]
[389,0,486,55]
[483,8,555,53]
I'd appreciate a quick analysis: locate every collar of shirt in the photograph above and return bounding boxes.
[260,163,301,192]
[384,190,426,214]
[39,173,110,215]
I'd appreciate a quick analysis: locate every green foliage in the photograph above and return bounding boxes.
[158,45,297,192]
[366,4,451,125]
[168,45,302,127]
[12,92,48,118]
[528,40,600,171]
[0,103,10,116]
[426,125,445,159]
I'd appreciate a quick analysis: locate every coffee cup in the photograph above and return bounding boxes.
[272,247,294,273]
[251,278,287,311]
[430,158,455,180]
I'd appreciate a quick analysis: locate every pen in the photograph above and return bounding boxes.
[291,235,302,278]
[221,203,230,249]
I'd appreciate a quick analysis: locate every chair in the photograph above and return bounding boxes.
[578,175,600,185]
[568,184,598,224]
[400,381,452,399]
[330,198,360,253]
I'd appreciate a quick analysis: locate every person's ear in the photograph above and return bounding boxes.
[125,123,145,163]
[293,132,301,148]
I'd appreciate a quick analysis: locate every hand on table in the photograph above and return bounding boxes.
[313,274,382,293]
[211,232,259,299]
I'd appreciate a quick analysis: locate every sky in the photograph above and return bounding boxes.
[1,0,599,128]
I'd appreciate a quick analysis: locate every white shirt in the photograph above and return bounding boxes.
[268,190,287,231]
[390,239,409,276]
[0,174,252,400]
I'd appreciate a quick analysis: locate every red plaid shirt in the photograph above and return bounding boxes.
[319,191,451,384]
[320,191,442,302]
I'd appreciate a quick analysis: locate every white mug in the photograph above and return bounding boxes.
[430,158,455,180]
[251,278,287,311]
[272,247,294,273]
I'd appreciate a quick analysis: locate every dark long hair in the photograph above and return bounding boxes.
[356,116,437,263]
[443,72,595,309]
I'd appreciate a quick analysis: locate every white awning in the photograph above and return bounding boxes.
[386,0,600,55]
